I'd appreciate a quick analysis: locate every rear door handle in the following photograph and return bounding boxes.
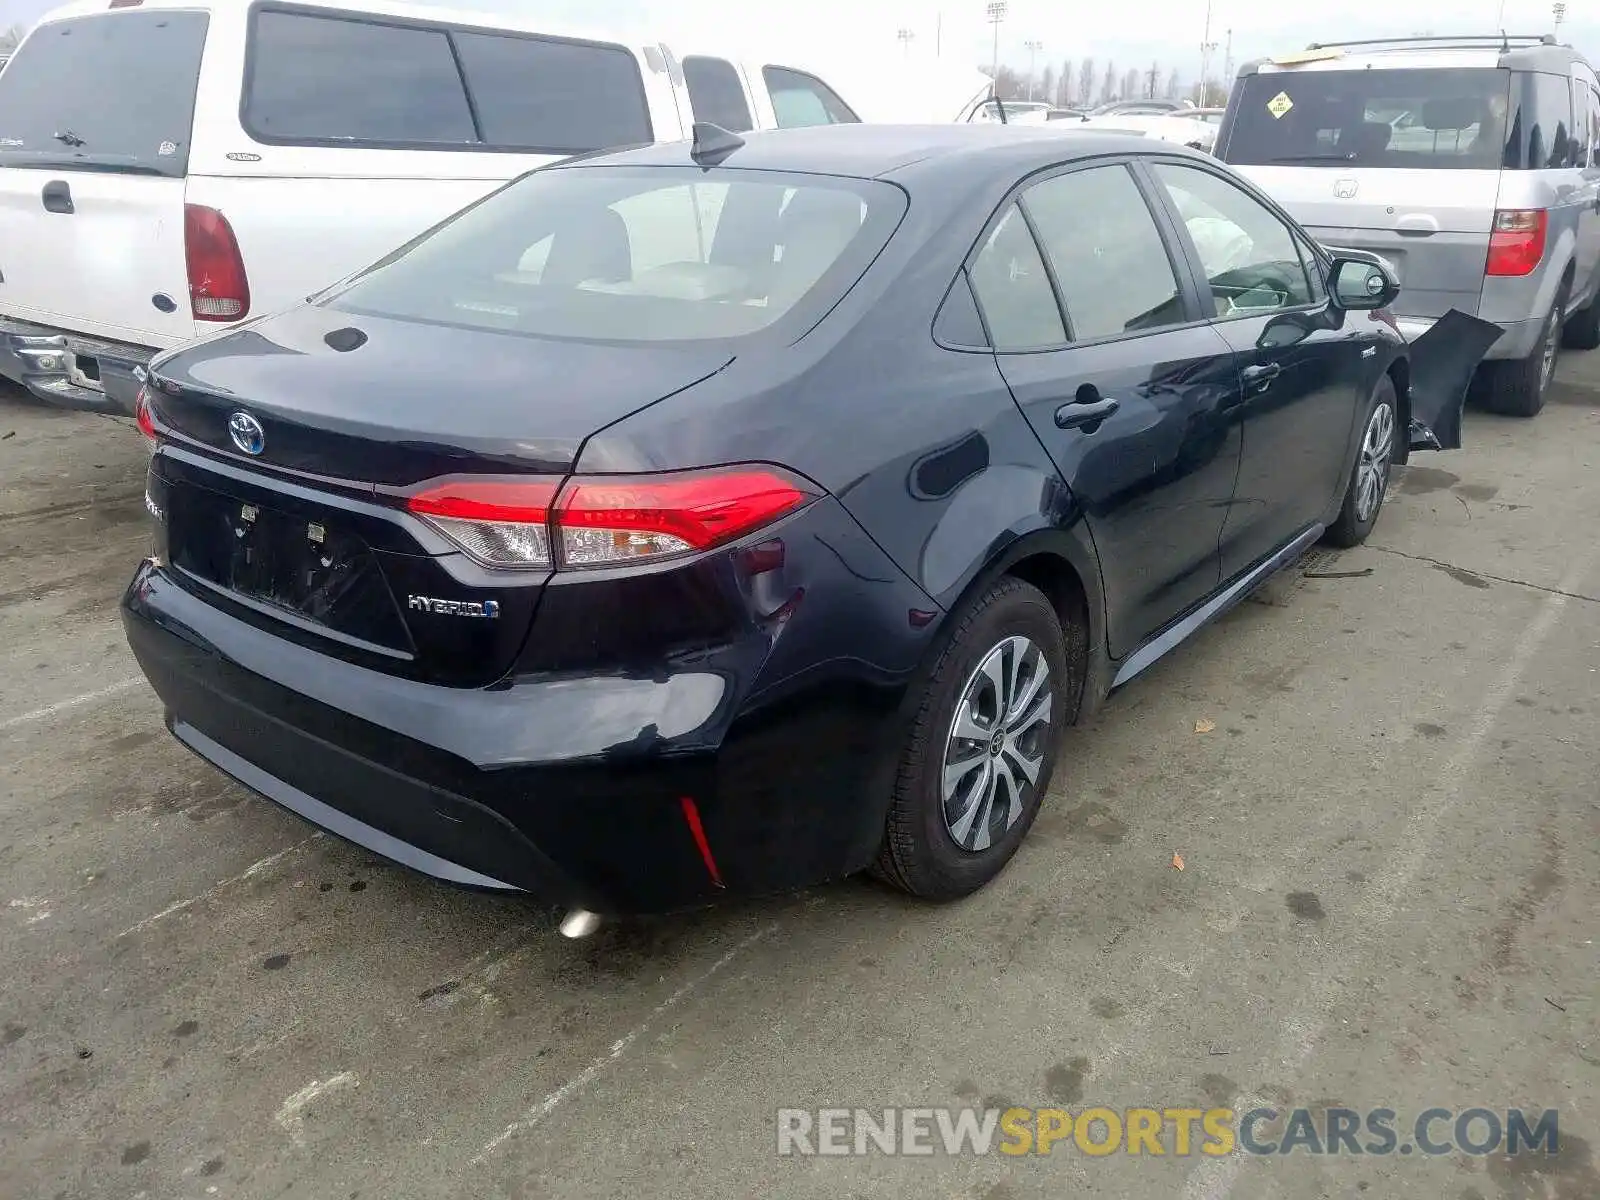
[1054,396,1121,429]
[41,180,73,214]
[1241,362,1281,393]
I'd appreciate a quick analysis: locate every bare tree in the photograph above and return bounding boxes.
[1145,61,1161,99]
[0,23,26,53]
[1101,61,1116,104]
[994,65,1025,101]
[1039,65,1055,107]
[1122,67,1140,100]
[1166,70,1183,100]
[1078,57,1095,106]
[1057,60,1076,108]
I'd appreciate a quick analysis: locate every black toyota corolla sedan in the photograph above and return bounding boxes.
[124,124,1494,926]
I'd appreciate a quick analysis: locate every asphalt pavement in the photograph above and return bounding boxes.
[0,364,1596,1199]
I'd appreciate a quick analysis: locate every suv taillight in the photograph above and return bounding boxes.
[406,467,818,571]
[1486,209,1547,277]
[184,203,250,321]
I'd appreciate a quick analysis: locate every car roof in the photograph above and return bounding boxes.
[566,123,1188,181]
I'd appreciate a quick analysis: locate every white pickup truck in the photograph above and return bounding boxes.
[0,0,987,413]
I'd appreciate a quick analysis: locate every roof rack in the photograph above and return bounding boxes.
[1305,34,1559,52]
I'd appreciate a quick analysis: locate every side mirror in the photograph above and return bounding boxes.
[1329,256,1400,310]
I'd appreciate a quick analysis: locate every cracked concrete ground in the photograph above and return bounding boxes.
[0,356,1597,1200]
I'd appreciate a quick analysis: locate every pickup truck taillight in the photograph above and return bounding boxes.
[1486,209,1547,277]
[184,203,251,321]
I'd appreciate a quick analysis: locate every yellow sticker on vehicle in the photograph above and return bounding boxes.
[1266,91,1295,120]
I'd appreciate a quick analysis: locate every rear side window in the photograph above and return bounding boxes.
[0,11,209,176]
[245,11,476,144]
[763,66,859,128]
[244,9,651,153]
[326,166,904,344]
[684,56,754,133]
[453,33,652,152]
[1023,165,1187,340]
[1222,68,1511,170]
[1508,72,1575,169]
[968,205,1066,351]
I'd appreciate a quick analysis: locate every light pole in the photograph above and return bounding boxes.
[1198,0,1214,106]
[897,27,915,58]
[986,0,1008,84]
[1553,2,1567,38]
[1025,39,1043,100]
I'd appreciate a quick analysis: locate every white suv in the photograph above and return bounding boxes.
[0,0,985,414]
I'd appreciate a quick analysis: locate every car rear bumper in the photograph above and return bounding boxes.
[1396,313,1541,361]
[121,545,924,914]
[0,316,153,413]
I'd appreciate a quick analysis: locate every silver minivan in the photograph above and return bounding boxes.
[1217,35,1600,416]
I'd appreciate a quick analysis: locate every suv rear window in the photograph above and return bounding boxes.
[1223,68,1512,170]
[326,166,904,344]
[244,9,651,153]
[0,11,209,176]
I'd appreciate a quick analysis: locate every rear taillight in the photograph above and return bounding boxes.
[134,385,157,440]
[1486,209,1547,277]
[184,203,250,321]
[405,467,817,571]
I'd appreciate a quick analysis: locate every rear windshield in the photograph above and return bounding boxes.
[325,166,905,344]
[0,11,208,176]
[1223,68,1512,170]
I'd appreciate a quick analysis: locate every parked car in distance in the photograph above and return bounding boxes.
[1191,106,1228,125]
[0,0,981,415]
[1047,106,1089,121]
[1216,34,1600,417]
[969,99,1053,124]
[123,124,1493,924]
[1092,99,1196,116]
[1080,110,1218,152]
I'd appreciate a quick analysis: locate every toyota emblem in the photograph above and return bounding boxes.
[228,411,266,456]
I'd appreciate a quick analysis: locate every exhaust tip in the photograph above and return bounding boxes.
[559,908,604,940]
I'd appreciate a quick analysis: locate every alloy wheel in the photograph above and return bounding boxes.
[1354,399,1395,524]
[1540,304,1563,393]
[941,635,1054,852]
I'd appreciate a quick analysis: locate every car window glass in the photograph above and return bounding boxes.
[0,11,209,175]
[684,56,754,133]
[1222,68,1510,170]
[1512,72,1574,169]
[453,33,651,152]
[1293,232,1328,303]
[329,166,899,343]
[246,11,475,144]
[1573,70,1595,167]
[763,66,860,127]
[1154,164,1314,318]
[1023,165,1187,340]
[968,205,1066,350]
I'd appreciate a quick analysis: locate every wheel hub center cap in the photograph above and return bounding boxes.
[988,728,1006,757]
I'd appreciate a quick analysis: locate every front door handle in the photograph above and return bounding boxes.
[1241,362,1281,394]
[41,180,73,214]
[1054,396,1121,429]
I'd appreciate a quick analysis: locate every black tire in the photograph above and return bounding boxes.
[1563,291,1600,350]
[874,577,1070,901]
[1478,284,1566,417]
[1325,375,1399,549]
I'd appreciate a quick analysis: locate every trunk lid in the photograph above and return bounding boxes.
[147,305,733,687]
[0,9,208,348]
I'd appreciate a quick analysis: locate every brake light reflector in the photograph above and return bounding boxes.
[404,468,817,571]
[184,204,251,321]
[407,479,558,567]
[555,469,816,567]
[1486,209,1547,277]
[134,385,156,440]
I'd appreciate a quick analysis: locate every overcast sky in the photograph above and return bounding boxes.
[3,0,1593,86]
